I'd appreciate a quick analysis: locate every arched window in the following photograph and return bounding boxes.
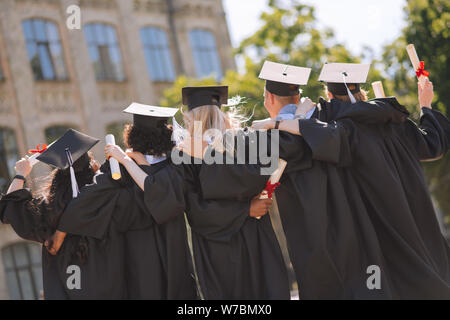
[22,19,67,81]
[105,122,126,149]
[2,242,43,300]
[0,128,19,193]
[44,125,75,144]
[189,29,222,80]
[84,23,125,81]
[140,27,176,82]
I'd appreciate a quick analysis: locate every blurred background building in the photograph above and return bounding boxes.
[0,0,235,299]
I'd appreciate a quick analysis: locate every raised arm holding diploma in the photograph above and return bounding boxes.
[406,44,430,88]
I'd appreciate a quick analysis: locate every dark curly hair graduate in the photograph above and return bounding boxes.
[123,119,174,156]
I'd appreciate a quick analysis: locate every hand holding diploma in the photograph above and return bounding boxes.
[105,134,122,180]
[27,143,47,167]
[406,44,430,88]
[255,159,288,219]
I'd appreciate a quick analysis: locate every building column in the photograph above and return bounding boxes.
[0,0,46,181]
[115,0,156,104]
[58,0,104,156]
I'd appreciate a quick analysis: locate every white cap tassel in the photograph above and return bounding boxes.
[65,148,79,198]
[342,72,357,104]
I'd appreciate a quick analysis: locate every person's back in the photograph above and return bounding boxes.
[59,105,197,300]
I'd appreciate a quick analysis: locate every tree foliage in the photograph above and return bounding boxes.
[160,0,449,222]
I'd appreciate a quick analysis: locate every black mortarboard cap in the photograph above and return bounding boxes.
[36,129,99,170]
[182,86,228,110]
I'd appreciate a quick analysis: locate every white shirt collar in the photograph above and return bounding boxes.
[145,155,167,165]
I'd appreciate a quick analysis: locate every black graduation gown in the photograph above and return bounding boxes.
[0,188,127,300]
[198,99,438,299]
[141,158,291,300]
[296,99,450,299]
[58,161,197,300]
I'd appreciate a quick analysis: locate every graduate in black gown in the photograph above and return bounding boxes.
[251,63,450,299]
[198,61,450,299]
[105,86,291,300]
[195,62,388,299]
[54,104,197,300]
[0,129,129,299]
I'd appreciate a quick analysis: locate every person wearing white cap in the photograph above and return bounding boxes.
[255,60,316,124]
[198,61,404,299]
[252,62,450,299]
[49,104,198,300]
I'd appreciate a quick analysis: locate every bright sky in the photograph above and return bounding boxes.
[223,0,407,62]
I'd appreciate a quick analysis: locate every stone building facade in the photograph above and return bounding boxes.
[0,0,235,299]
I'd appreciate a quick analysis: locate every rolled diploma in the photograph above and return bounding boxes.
[256,159,288,219]
[372,81,386,98]
[105,134,121,180]
[28,153,40,167]
[406,44,427,86]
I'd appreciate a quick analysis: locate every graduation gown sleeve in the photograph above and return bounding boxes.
[58,172,133,239]
[0,189,48,243]
[185,191,251,242]
[403,108,450,161]
[199,130,311,200]
[298,118,354,166]
[141,163,187,225]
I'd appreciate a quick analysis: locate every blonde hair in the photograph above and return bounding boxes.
[183,105,245,136]
[325,86,368,102]
[183,105,247,155]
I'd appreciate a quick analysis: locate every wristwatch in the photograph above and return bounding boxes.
[13,175,26,183]
[274,120,280,129]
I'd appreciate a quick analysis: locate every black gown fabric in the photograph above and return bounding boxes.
[297,99,450,299]
[141,158,291,300]
[58,161,197,300]
[198,98,450,299]
[0,188,127,300]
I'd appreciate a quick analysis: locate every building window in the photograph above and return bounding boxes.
[0,128,19,193]
[140,27,176,82]
[22,19,67,81]
[2,242,43,300]
[44,125,74,144]
[189,29,222,80]
[84,23,125,81]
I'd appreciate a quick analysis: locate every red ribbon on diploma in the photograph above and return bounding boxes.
[28,143,47,154]
[416,61,430,78]
[264,181,281,199]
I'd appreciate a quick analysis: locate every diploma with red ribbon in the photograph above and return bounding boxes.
[406,44,430,87]
[255,159,287,219]
[28,143,47,166]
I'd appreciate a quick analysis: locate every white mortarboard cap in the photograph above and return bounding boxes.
[319,63,370,103]
[259,61,311,96]
[124,103,179,129]
[318,63,370,84]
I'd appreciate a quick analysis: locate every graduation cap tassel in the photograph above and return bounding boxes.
[342,72,357,104]
[65,148,79,198]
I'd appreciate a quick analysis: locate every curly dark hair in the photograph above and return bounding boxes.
[123,121,174,156]
[30,153,96,264]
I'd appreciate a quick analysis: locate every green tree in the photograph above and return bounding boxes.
[160,0,363,119]
[160,0,449,221]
